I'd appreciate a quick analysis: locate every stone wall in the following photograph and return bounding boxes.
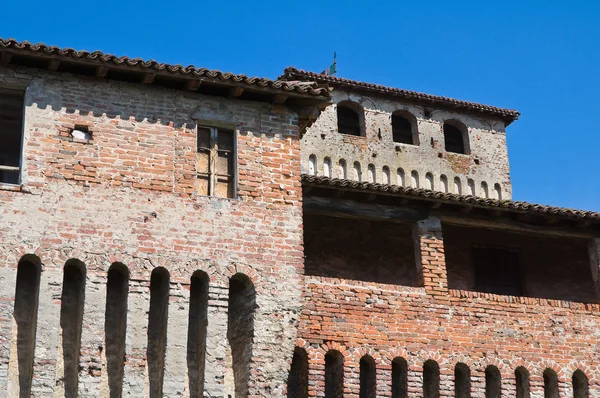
[301,89,512,199]
[0,65,305,397]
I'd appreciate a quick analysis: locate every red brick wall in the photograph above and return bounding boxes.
[299,215,600,397]
[0,65,305,397]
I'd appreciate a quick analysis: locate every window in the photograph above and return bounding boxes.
[392,112,416,144]
[197,126,235,198]
[485,366,501,398]
[423,360,440,398]
[515,367,530,398]
[573,370,589,398]
[454,363,471,398]
[325,350,344,398]
[359,355,376,398]
[337,103,361,136]
[443,122,468,154]
[0,87,25,184]
[472,245,523,296]
[543,369,559,398]
[391,357,408,398]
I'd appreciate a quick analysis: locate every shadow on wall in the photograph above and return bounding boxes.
[303,214,418,286]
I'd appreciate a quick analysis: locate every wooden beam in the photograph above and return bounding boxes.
[186,80,202,91]
[228,87,244,98]
[96,66,108,77]
[141,72,155,84]
[274,94,288,104]
[437,214,600,239]
[0,53,12,65]
[48,59,60,71]
[303,196,427,224]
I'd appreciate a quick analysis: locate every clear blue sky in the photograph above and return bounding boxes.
[3,1,599,210]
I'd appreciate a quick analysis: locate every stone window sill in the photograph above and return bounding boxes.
[0,183,23,192]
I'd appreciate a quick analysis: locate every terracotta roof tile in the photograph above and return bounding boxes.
[302,175,600,222]
[281,67,520,123]
[0,39,330,98]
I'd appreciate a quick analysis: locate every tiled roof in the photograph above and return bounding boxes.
[0,39,330,99]
[281,67,520,124]
[302,175,600,222]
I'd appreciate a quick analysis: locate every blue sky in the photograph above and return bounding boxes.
[3,1,599,210]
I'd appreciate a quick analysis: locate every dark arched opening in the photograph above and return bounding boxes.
[13,255,41,396]
[337,102,362,136]
[515,367,530,398]
[227,273,255,398]
[423,360,440,398]
[485,366,501,398]
[543,368,559,398]
[359,355,376,398]
[147,267,170,398]
[325,350,344,398]
[105,263,129,398]
[391,357,407,398]
[443,121,468,154]
[573,370,589,398]
[454,363,471,398]
[392,111,416,144]
[187,270,209,398]
[287,347,308,398]
[60,260,86,397]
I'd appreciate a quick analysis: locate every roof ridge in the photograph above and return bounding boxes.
[282,66,520,123]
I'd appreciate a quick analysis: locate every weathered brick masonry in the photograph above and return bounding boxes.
[0,63,312,397]
[2,39,600,398]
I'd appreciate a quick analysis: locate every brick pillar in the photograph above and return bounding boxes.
[30,268,62,396]
[77,271,108,396]
[122,278,150,397]
[588,238,600,300]
[413,217,448,295]
[163,283,190,396]
[0,267,16,398]
[204,283,229,398]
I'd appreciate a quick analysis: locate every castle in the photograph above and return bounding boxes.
[0,38,598,397]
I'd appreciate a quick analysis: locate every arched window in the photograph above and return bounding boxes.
[423,360,440,398]
[308,154,317,176]
[494,183,502,200]
[392,111,417,144]
[454,363,471,398]
[148,267,170,397]
[11,255,41,396]
[188,270,209,398]
[543,368,559,398]
[353,162,362,181]
[339,159,347,179]
[359,355,376,398]
[391,357,407,398]
[425,173,434,190]
[411,171,419,188]
[337,102,362,136]
[440,175,448,193]
[106,263,129,397]
[485,366,501,398]
[227,273,256,398]
[454,177,462,194]
[572,370,589,398]
[367,164,376,183]
[480,181,489,198]
[443,121,468,154]
[382,166,390,184]
[397,168,405,187]
[287,347,309,398]
[515,367,530,398]
[325,350,344,398]
[467,179,475,196]
[324,157,332,178]
[60,260,86,397]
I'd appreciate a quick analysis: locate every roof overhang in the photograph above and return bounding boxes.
[302,175,600,239]
[0,39,331,107]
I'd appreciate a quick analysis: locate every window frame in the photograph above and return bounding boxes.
[195,123,238,199]
[443,120,470,155]
[391,110,419,146]
[336,101,364,137]
[0,86,27,186]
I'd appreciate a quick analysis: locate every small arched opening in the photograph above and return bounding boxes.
[443,121,469,154]
[392,111,417,145]
[337,101,363,136]
[454,363,471,398]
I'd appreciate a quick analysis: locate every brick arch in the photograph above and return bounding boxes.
[564,361,594,378]
[415,351,446,367]
[182,258,219,283]
[476,356,509,377]
[538,360,565,380]
[380,347,411,367]
[223,262,260,287]
[350,346,383,365]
